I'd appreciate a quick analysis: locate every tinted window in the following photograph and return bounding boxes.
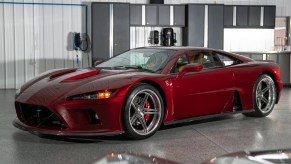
[188,51,223,68]
[172,54,189,73]
[216,53,237,66]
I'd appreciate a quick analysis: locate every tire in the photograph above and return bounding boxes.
[122,83,164,140]
[244,74,276,117]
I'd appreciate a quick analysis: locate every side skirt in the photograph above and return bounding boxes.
[164,109,255,126]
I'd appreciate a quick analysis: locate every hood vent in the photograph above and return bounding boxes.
[63,70,101,81]
[49,69,77,80]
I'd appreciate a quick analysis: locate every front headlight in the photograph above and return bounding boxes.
[66,90,111,101]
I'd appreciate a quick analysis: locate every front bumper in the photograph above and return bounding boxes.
[14,95,125,137]
[13,118,123,137]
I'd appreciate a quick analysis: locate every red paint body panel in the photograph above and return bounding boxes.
[14,47,283,136]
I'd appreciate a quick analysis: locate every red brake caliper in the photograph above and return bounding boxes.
[144,100,150,122]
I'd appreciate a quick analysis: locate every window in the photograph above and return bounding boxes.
[171,54,189,73]
[216,53,237,66]
[188,51,223,69]
[96,49,176,72]
[171,51,228,73]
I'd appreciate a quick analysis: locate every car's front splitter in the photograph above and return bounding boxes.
[13,118,124,137]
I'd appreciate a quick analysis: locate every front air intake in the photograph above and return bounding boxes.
[15,102,67,130]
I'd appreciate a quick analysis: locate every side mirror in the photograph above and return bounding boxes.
[94,60,103,66]
[176,63,203,78]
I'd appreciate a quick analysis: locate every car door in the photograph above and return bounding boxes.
[172,51,235,119]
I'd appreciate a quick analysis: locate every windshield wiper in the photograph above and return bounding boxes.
[114,65,155,73]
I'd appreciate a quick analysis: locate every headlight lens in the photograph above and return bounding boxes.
[66,90,111,101]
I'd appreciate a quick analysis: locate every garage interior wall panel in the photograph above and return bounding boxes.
[14,0,26,89]
[0,1,5,88]
[43,3,54,71]
[24,3,35,83]
[4,3,16,89]
[0,2,86,89]
[34,1,45,77]
[63,1,74,69]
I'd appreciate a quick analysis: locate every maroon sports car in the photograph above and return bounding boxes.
[13,47,283,139]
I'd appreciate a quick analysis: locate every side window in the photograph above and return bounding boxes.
[171,54,189,73]
[188,51,223,69]
[216,53,237,66]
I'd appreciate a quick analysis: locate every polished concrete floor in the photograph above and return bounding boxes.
[1,88,291,164]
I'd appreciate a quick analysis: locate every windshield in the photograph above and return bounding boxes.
[96,48,176,72]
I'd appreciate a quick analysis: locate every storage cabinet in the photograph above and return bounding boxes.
[92,3,130,61]
[92,3,110,61]
[183,4,205,47]
[278,54,290,84]
[113,4,130,57]
[174,5,185,26]
[248,6,261,26]
[224,5,275,28]
[146,5,158,25]
[130,4,142,26]
[158,5,170,26]
[208,5,224,49]
[224,6,233,27]
[236,6,248,26]
[130,4,185,27]
[264,6,276,28]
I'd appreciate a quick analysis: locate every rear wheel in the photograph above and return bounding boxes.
[122,83,164,140]
[244,74,276,117]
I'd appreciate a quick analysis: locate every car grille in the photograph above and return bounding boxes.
[15,102,67,130]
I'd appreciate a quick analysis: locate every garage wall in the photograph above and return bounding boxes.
[1,0,291,89]
[0,0,87,89]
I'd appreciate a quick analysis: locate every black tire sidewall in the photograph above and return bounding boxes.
[122,83,164,140]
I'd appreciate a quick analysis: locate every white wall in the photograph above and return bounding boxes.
[224,29,275,52]
[0,0,87,89]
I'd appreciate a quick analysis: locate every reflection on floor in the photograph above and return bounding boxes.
[0,88,291,164]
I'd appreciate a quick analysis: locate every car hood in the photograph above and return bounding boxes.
[16,68,158,105]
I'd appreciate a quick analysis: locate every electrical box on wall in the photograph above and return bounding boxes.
[67,32,89,52]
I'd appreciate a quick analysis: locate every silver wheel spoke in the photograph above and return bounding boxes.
[139,117,148,133]
[257,97,262,109]
[140,93,149,107]
[261,87,270,94]
[261,97,269,104]
[258,83,262,91]
[131,102,138,111]
[144,109,158,115]
[130,113,138,124]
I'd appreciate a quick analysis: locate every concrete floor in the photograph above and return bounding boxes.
[1,88,291,164]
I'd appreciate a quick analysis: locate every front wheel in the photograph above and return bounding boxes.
[122,83,164,140]
[245,74,276,117]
